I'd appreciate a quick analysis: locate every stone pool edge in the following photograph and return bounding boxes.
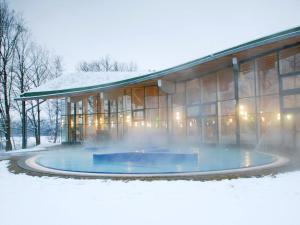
[16,153,290,180]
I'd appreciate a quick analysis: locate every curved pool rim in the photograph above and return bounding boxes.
[22,152,289,178]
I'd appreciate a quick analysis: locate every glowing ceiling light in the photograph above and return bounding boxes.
[277,113,281,121]
[286,114,292,120]
[175,112,180,120]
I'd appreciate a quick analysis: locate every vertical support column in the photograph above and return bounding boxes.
[232,57,241,147]
[21,100,27,149]
[167,94,173,139]
[67,97,71,143]
[276,51,285,148]
[73,101,77,143]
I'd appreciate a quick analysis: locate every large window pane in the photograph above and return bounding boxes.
[239,98,257,145]
[186,78,201,105]
[133,110,144,121]
[145,109,159,128]
[257,95,281,147]
[239,61,255,98]
[132,87,144,110]
[201,73,217,103]
[173,106,186,137]
[173,82,186,107]
[145,86,158,109]
[218,68,234,100]
[187,105,200,117]
[123,89,131,111]
[202,116,218,144]
[279,45,300,74]
[284,94,300,108]
[219,100,236,144]
[187,118,201,143]
[202,103,216,116]
[282,75,300,90]
[256,53,279,95]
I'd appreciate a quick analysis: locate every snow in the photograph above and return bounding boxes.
[27,71,150,94]
[0,160,299,225]
[0,136,59,159]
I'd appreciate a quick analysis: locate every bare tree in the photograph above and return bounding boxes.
[12,28,32,149]
[46,56,63,143]
[77,55,137,72]
[27,44,50,146]
[0,0,24,150]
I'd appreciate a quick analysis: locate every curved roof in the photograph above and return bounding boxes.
[19,26,300,100]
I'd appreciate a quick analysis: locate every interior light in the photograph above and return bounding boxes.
[277,113,281,121]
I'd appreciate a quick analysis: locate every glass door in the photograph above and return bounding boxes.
[69,99,84,143]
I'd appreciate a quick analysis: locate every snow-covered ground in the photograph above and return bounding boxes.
[10,136,57,150]
[0,160,299,225]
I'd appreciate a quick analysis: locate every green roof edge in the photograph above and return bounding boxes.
[19,26,300,100]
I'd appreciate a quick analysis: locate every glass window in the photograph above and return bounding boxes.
[187,118,201,143]
[279,45,300,74]
[186,79,201,105]
[220,116,236,144]
[145,86,158,109]
[132,88,144,110]
[258,95,280,113]
[202,103,216,116]
[256,53,279,95]
[219,100,236,145]
[201,73,217,103]
[187,106,200,117]
[218,68,234,101]
[159,90,167,108]
[61,98,67,116]
[123,89,131,111]
[110,99,117,113]
[282,75,300,90]
[239,61,255,98]
[173,106,185,129]
[202,116,218,144]
[117,95,123,112]
[173,82,186,107]
[133,110,144,121]
[239,98,257,145]
[219,100,235,116]
[284,94,300,109]
[145,109,159,128]
[87,96,94,114]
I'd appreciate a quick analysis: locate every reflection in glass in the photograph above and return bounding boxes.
[202,73,217,103]
[239,61,255,98]
[256,53,278,95]
[279,45,300,74]
[218,68,234,101]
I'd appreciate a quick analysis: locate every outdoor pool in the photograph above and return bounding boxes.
[32,146,277,175]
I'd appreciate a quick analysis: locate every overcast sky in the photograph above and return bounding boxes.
[9,0,300,73]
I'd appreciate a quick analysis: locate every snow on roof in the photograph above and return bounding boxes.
[28,71,149,94]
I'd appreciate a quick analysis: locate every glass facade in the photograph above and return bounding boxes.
[61,44,300,152]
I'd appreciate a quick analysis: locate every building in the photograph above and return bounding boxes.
[19,27,300,152]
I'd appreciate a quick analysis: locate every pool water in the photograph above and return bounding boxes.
[35,147,276,174]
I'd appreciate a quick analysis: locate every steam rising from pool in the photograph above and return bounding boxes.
[33,127,279,174]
